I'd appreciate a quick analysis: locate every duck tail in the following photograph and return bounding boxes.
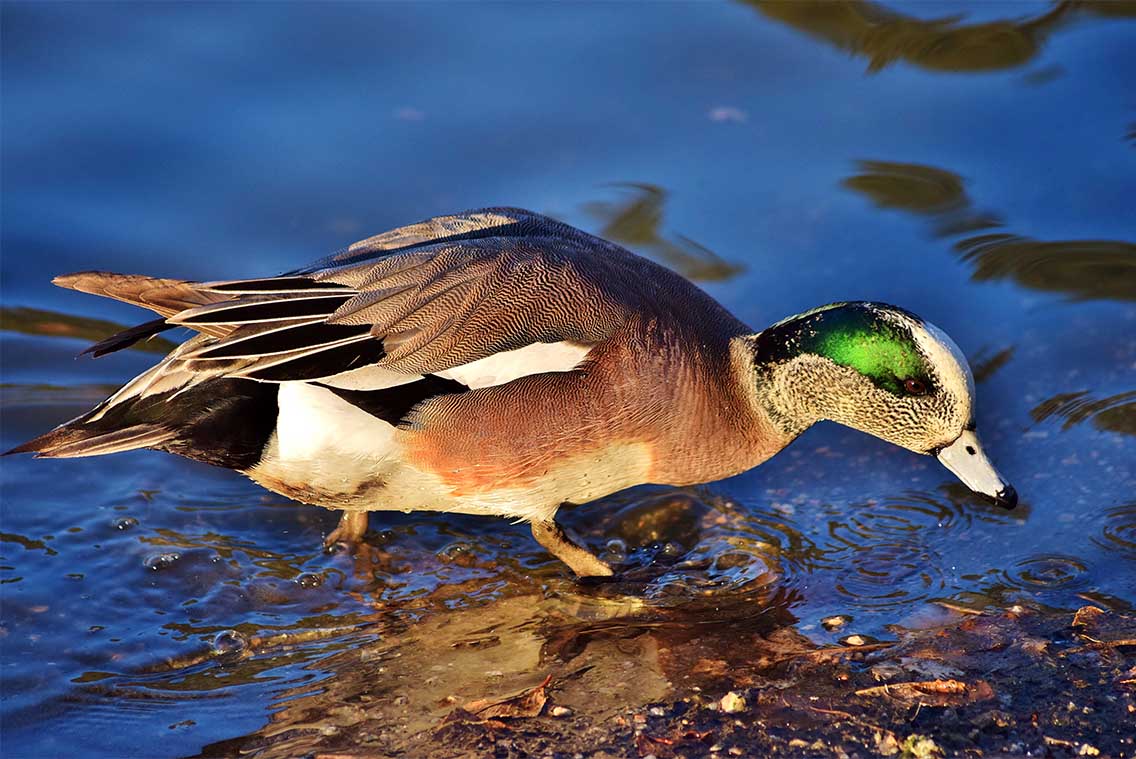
[52,271,224,318]
[6,354,279,469]
[52,271,235,356]
[4,416,176,459]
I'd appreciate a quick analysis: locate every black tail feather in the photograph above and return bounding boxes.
[80,318,176,358]
[6,378,279,470]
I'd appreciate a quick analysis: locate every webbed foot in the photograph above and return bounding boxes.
[324,511,369,550]
[531,519,613,578]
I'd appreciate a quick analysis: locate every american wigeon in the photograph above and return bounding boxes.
[9,208,1016,576]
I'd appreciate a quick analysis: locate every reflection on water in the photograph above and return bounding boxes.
[970,345,1015,383]
[583,184,744,282]
[746,0,1134,74]
[844,159,1136,302]
[1032,390,1136,435]
[0,306,176,353]
[2,1,1135,755]
[956,235,1136,302]
[1092,504,1136,560]
[192,588,804,758]
[842,160,1000,237]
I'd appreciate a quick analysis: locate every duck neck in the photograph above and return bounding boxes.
[731,334,822,440]
[733,334,824,441]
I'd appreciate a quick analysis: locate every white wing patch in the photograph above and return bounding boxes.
[313,340,592,392]
[436,341,592,389]
[319,363,425,391]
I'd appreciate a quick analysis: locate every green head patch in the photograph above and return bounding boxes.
[753,303,933,395]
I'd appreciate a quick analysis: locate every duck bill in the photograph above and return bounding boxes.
[936,430,1017,509]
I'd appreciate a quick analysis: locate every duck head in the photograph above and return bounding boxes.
[748,302,1017,508]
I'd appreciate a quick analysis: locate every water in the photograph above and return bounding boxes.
[1,2,1134,757]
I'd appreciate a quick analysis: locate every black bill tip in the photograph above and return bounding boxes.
[993,484,1018,510]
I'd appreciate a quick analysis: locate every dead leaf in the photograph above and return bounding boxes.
[690,658,728,677]
[1070,606,1136,652]
[855,679,995,707]
[636,732,674,752]
[1073,606,1108,628]
[463,674,552,719]
[437,707,510,732]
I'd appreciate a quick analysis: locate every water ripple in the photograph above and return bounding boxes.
[827,492,964,547]
[1031,390,1136,436]
[1000,554,1089,591]
[1092,505,1136,560]
[833,541,945,611]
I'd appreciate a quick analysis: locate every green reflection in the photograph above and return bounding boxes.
[0,306,176,353]
[841,161,1000,237]
[970,346,1015,383]
[1031,390,1136,435]
[743,0,1136,74]
[842,160,1136,302]
[583,184,744,282]
[956,235,1136,302]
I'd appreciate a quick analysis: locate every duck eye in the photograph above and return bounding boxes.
[903,378,928,396]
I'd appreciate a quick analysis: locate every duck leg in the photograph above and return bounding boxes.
[324,510,369,549]
[531,519,613,577]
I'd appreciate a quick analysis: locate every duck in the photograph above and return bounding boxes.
[8,207,1017,577]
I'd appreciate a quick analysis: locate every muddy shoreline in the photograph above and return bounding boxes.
[192,598,1135,758]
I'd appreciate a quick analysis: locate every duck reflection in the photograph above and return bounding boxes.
[970,346,1015,383]
[55,489,824,758]
[583,184,745,282]
[188,587,802,758]
[744,0,1134,75]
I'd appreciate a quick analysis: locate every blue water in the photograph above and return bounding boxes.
[2,2,1134,757]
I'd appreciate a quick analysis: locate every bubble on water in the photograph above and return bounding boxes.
[114,517,138,531]
[437,541,474,561]
[653,541,684,560]
[712,552,751,571]
[601,538,628,564]
[611,493,707,551]
[145,553,180,571]
[212,629,248,656]
[638,534,781,601]
[295,573,323,588]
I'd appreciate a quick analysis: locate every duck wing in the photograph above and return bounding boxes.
[172,207,725,384]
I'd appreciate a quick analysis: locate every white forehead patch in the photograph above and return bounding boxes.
[914,320,975,417]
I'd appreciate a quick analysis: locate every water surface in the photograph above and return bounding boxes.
[2,2,1134,756]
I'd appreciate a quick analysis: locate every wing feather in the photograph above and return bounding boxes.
[142,208,741,388]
